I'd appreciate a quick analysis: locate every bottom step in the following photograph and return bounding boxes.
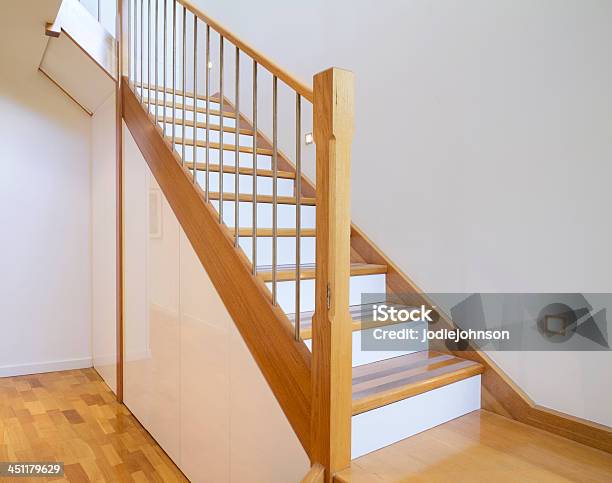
[351,351,483,458]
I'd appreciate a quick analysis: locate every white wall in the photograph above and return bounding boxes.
[185,0,612,426]
[80,0,116,37]
[122,127,309,482]
[0,0,119,385]
[0,58,92,377]
[91,94,117,391]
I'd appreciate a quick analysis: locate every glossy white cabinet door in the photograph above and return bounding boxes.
[179,230,231,482]
[124,128,309,481]
[123,132,180,462]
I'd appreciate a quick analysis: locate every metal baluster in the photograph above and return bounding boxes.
[171,0,176,148]
[134,0,138,89]
[251,61,258,275]
[192,16,197,184]
[219,36,224,223]
[205,24,210,202]
[154,0,158,125]
[139,0,143,101]
[97,0,100,22]
[272,76,278,304]
[162,0,167,133]
[234,47,240,246]
[295,93,302,340]
[128,0,131,86]
[147,0,151,112]
[181,6,186,165]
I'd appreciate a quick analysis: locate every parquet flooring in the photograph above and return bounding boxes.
[336,409,612,482]
[0,369,187,482]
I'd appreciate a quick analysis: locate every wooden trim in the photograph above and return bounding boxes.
[176,0,313,102]
[470,350,612,453]
[147,99,237,118]
[237,228,316,238]
[38,68,93,116]
[206,192,316,206]
[311,68,354,482]
[160,117,253,136]
[121,78,313,455]
[257,263,387,283]
[301,463,325,483]
[191,163,296,180]
[133,81,210,100]
[179,139,272,155]
[350,225,612,453]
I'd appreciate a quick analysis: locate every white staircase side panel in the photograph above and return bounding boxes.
[40,33,115,114]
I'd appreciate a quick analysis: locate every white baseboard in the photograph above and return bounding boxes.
[0,357,93,378]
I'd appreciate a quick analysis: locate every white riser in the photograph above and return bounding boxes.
[163,124,253,147]
[179,145,271,170]
[269,274,386,315]
[147,104,236,127]
[211,201,315,229]
[190,171,294,197]
[351,325,427,366]
[351,375,481,458]
[239,237,315,266]
[303,323,425,368]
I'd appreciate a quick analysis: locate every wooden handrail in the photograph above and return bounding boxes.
[177,0,314,102]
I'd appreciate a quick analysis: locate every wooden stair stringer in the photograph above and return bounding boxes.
[121,77,313,457]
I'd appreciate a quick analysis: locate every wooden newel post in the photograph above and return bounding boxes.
[311,67,355,481]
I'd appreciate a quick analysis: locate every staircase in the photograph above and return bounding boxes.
[119,0,483,480]
[133,81,484,459]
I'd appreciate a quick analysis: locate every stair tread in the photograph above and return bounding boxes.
[174,138,272,155]
[135,82,216,103]
[257,263,387,282]
[351,351,484,415]
[146,99,237,118]
[159,117,252,135]
[187,163,296,179]
[289,302,406,339]
[208,191,316,206]
[236,228,315,237]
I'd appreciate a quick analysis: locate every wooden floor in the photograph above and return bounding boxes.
[2,370,611,482]
[336,410,612,483]
[0,369,187,482]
